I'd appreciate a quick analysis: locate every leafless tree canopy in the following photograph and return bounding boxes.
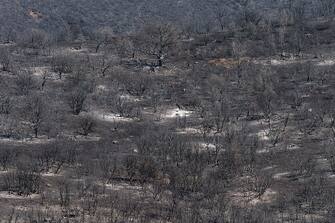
[1,0,335,222]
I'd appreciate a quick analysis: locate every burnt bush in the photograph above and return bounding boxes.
[2,168,41,196]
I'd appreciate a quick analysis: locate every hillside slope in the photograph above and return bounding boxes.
[0,0,282,40]
[0,0,193,37]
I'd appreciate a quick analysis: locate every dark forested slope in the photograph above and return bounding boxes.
[0,0,286,41]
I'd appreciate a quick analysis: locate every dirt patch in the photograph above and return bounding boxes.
[0,191,40,200]
[163,108,193,119]
[28,9,43,20]
[0,136,54,145]
[316,59,335,66]
[91,110,133,122]
[208,57,250,69]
